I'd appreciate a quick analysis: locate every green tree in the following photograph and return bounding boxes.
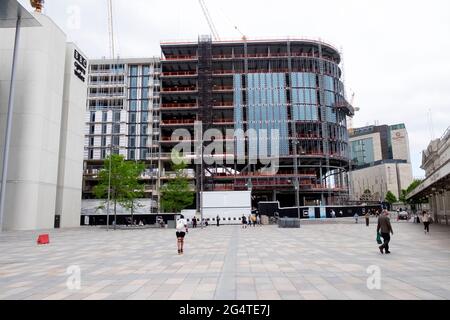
[399,189,408,204]
[406,179,423,194]
[160,157,194,213]
[385,191,397,204]
[93,154,145,228]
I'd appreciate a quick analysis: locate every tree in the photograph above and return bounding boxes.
[385,191,397,205]
[93,154,145,228]
[399,189,408,204]
[160,157,194,213]
[406,179,423,194]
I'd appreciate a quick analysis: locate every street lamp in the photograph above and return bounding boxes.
[106,143,119,231]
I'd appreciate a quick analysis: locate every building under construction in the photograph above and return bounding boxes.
[160,37,354,208]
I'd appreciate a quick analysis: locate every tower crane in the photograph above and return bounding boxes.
[107,0,115,59]
[198,0,220,41]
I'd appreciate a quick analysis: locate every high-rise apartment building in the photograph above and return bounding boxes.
[82,58,161,212]
[348,123,413,201]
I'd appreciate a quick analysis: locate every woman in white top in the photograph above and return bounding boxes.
[176,215,188,254]
[422,211,431,234]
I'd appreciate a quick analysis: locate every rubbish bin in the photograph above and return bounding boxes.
[278,217,300,228]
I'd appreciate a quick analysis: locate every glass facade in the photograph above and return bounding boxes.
[351,138,374,166]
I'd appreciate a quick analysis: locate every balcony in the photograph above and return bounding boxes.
[213,118,234,125]
[160,86,198,94]
[161,71,197,77]
[161,103,198,110]
[213,102,234,109]
[163,55,198,61]
[212,85,233,92]
[212,70,234,76]
[160,119,196,126]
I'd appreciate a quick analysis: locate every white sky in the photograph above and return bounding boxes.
[19,0,450,178]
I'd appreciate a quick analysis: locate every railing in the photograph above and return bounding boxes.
[213,102,233,107]
[161,103,198,109]
[161,71,197,77]
[213,119,234,124]
[160,119,196,125]
[213,70,234,75]
[163,55,198,60]
[212,86,233,91]
[161,87,197,92]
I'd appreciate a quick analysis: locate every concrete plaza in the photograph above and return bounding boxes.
[0,219,449,300]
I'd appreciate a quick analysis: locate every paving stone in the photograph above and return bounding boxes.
[0,222,449,300]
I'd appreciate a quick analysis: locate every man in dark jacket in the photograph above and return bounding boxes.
[377,210,394,254]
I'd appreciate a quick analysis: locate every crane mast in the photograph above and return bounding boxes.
[198,0,220,41]
[107,0,115,59]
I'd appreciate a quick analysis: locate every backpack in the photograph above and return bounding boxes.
[176,219,184,229]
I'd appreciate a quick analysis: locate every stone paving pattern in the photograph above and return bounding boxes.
[0,219,449,300]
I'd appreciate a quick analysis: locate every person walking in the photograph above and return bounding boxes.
[176,215,188,255]
[377,210,394,254]
[216,215,220,227]
[365,211,370,227]
[422,211,431,234]
[192,216,197,228]
[256,214,261,226]
[354,213,359,223]
[242,214,247,229]
[251,214,257,227]
[331,209,336,219]
[248,214,252,227]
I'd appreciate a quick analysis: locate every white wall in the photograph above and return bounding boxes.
[0,13,67,230]
[391,128,411,162]
[55,43,88,228]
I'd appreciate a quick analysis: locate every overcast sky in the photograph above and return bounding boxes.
[19,0,450,178]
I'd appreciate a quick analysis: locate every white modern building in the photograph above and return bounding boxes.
[82,58,162,218]
[0,10,88,230]
[348,123,413,201]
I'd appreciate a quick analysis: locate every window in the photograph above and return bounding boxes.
[129,112,137,123]
[143,65,150,75]
[130,89,138,100]
[142,88,149,99]
[89,149,94,159]
[141,100,149,110]
[102,125,107,134]
[130,137,136,147]
[141,112,148,122]
[129,124,136,135]
[113,111,121,122]
[142,76,149,87]
[129,100,137,111]
[101,149,106,159]
[129,77,138,87]
[90,125,95,134]
[112,136,120,145]
[128,150,135,160]
[141,124,148,135]
[130,65,138,76]
[90,112,96,122]
[141,149,148,160]
[102,111,108,122]
[102,137,106,146]
[89,137,94,146]
[113,124,120,134]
